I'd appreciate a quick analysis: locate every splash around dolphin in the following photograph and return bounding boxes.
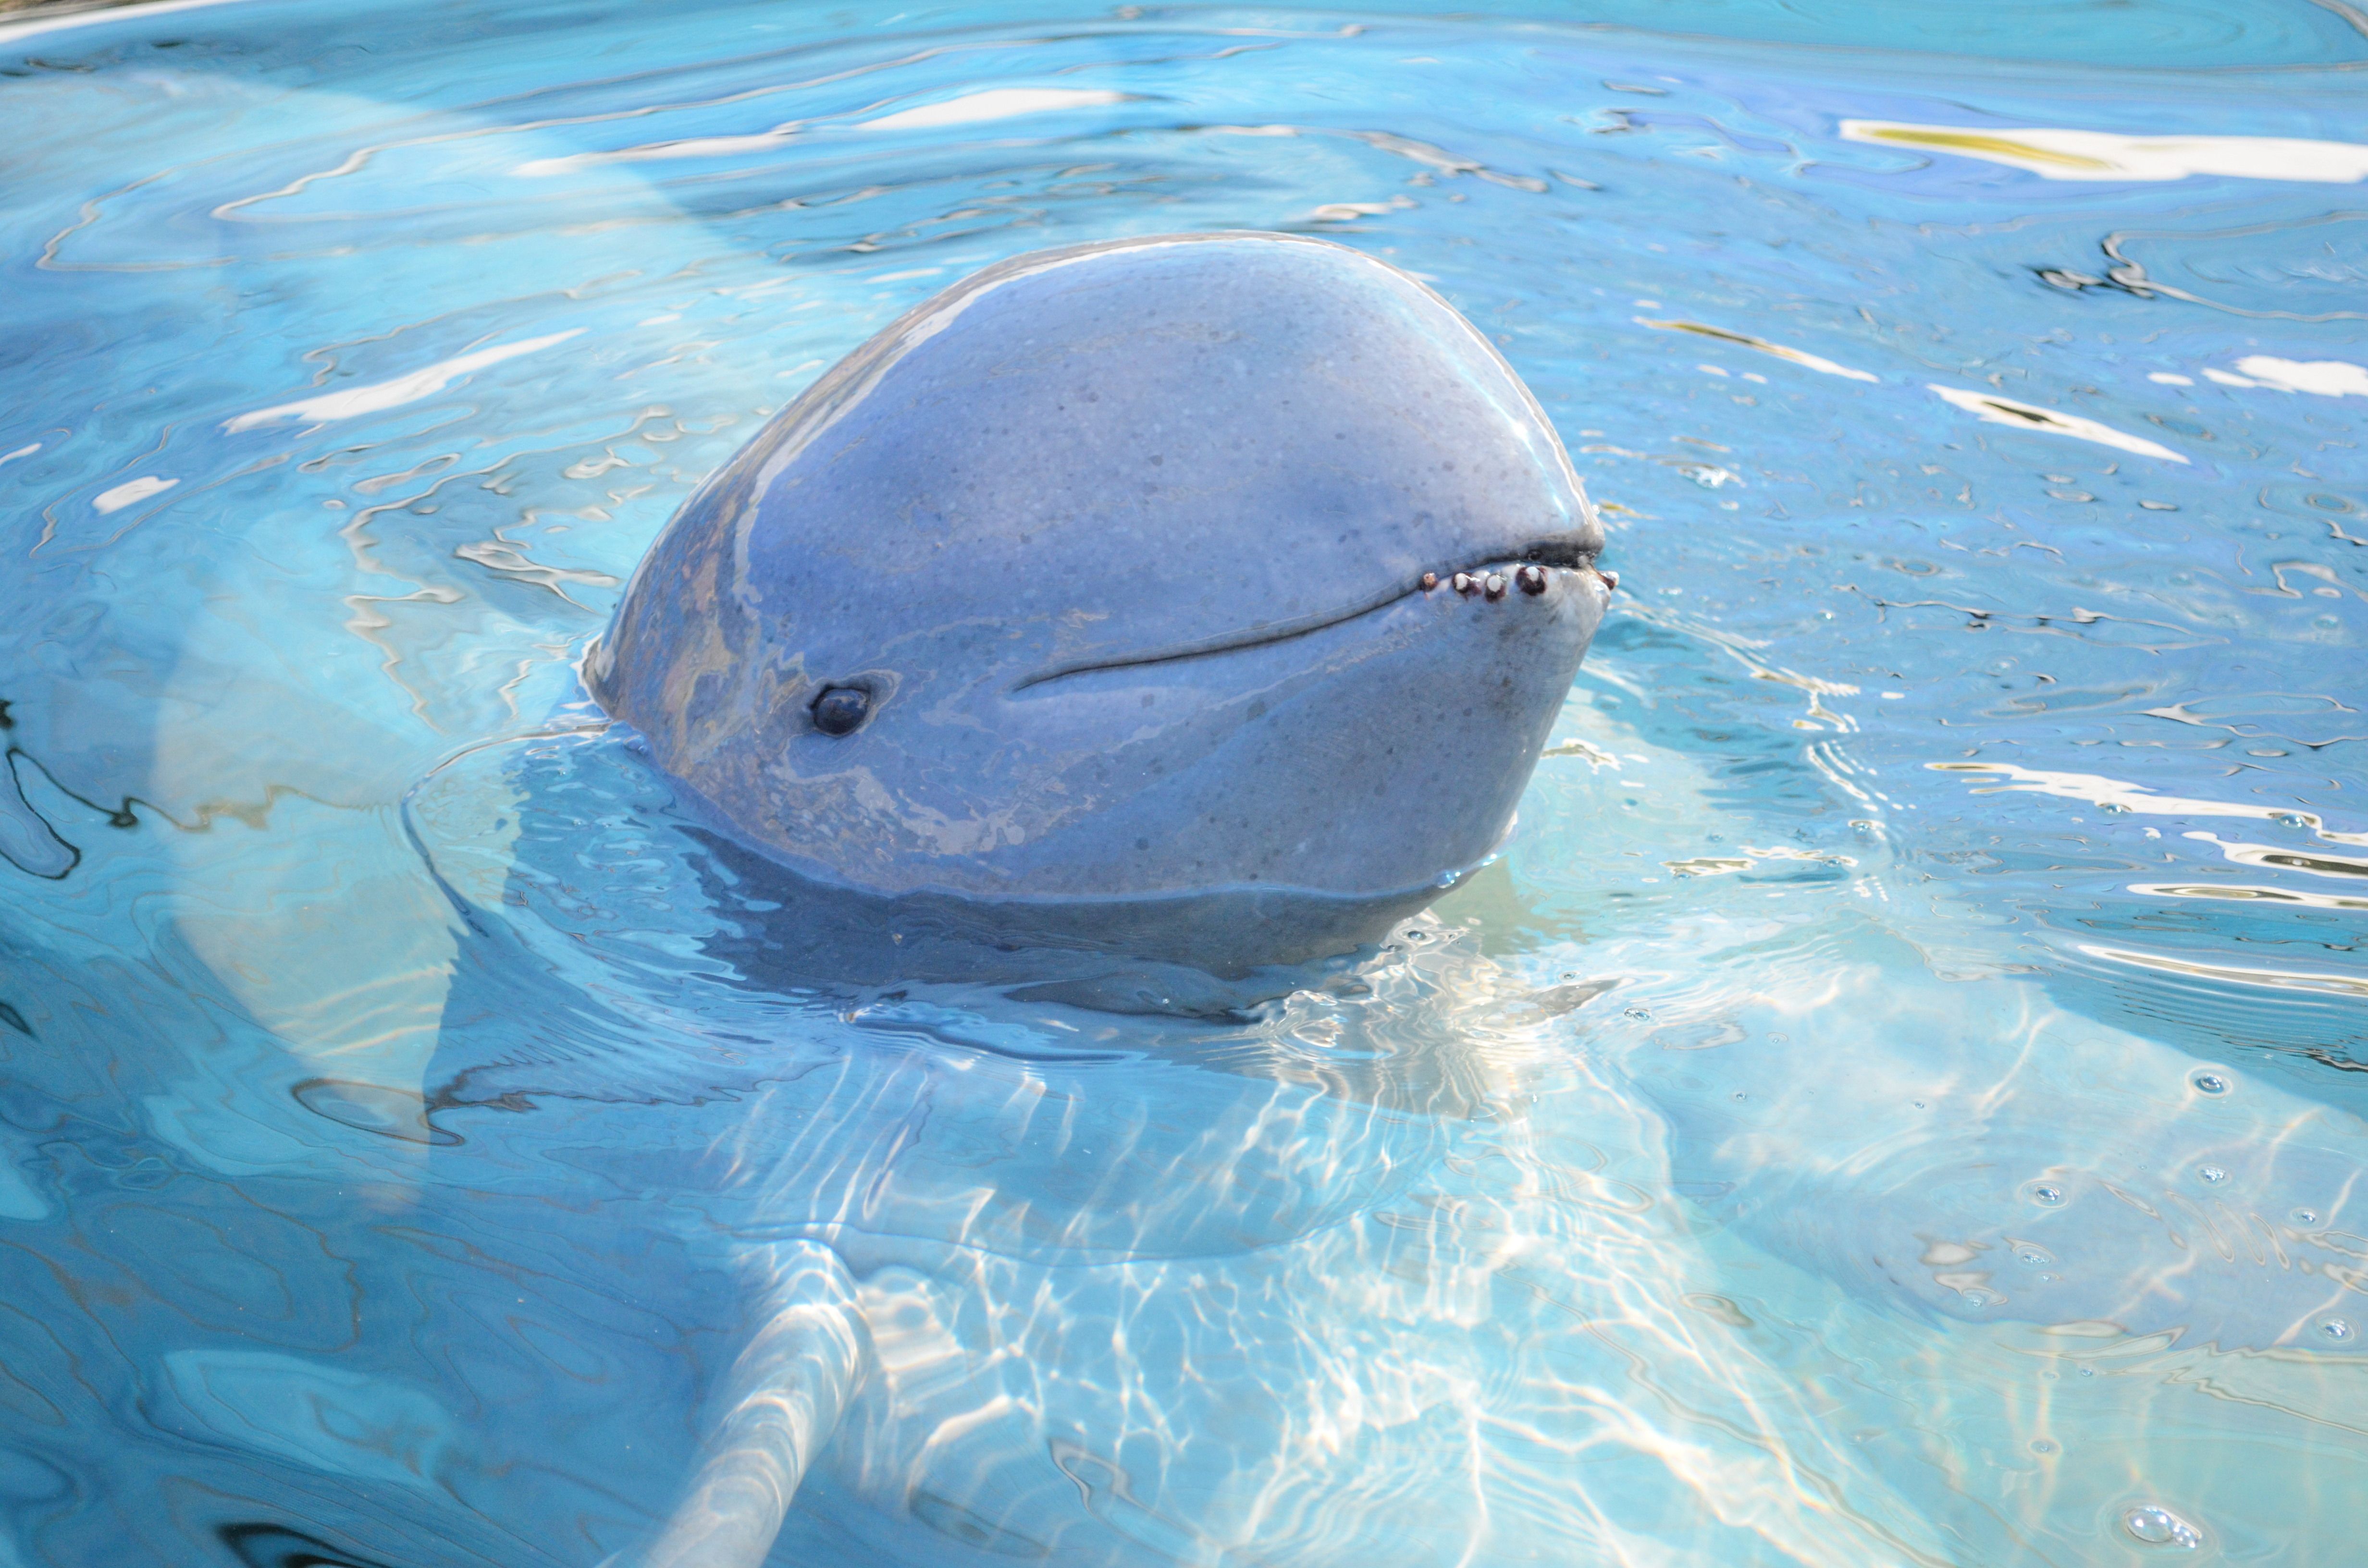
[588,232,1613,977]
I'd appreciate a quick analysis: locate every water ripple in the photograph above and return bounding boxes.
[3,0,2367,1563]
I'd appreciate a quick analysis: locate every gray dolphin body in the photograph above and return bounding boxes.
[590,233,1610,974]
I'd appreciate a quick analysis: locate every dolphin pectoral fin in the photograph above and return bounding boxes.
[634,1243,871,1568]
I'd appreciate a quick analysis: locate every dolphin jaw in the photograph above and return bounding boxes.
[1012,538,1605,693]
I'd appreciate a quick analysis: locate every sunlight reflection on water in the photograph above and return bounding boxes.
[2,0,2366,1563]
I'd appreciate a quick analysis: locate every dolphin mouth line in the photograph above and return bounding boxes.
[1013,534,1602,692]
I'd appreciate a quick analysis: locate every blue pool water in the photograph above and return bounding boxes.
[3,0,2366,1562]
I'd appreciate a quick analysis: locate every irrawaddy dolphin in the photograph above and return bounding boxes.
[586,232,1615,989]
[558,230,1616,1561]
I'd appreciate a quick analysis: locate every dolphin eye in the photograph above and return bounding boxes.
[810,685,871,736]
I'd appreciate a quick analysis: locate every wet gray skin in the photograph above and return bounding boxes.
[589,232,1611,972]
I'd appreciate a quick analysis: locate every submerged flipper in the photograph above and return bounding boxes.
[631,1242,870,1568]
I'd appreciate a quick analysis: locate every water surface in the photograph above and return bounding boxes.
[2,1,2365,1563]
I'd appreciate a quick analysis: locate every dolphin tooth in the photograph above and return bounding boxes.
[1419,571,1438,591]
[1483,573,1508,601]
[1600,567,1621,593]
[1452,572,1477,595]
[1516,564,1548,596]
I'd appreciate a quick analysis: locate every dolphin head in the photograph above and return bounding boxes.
[590,232,1610,958]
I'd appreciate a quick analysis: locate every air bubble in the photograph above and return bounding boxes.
[1624,1006,1652,1021]
[2190,1071,2229,1095]
[2292,1208,2319,1226]
[2197,1165,2227,1184]
[2016,1248,2053,1268]
[2319,1317,2356,1343]
[2030,1184,2065,1207]
[2122,1506,2202,1548]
